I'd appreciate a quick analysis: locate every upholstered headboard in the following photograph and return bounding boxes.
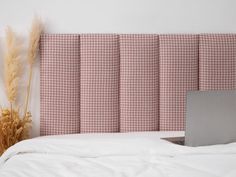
[40,34,236,136]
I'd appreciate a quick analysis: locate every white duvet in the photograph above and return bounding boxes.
[0,132,236,177]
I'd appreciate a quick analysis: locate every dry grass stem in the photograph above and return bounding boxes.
[4,27,21,106]
[24,16,43,116]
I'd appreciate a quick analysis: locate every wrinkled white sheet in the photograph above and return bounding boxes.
[0,133,236,177]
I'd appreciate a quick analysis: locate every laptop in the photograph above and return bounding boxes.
[185,90,236,146]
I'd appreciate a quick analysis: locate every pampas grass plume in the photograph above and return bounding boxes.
[27,16,43,65]
[4,27,21,105]
[24,16,43,116]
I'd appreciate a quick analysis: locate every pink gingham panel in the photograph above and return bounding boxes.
[120,34,159,132]
[40,34,80,135]
[80,34,120,133]
[159,35,199,131]
[199,34,236,90]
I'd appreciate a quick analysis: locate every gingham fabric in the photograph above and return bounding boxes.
[40,33,236,135]
[120,34,159,132]
[199,34,236,90]
[159,35,199,131]
[40,34,80,135]
[80,34,120,133]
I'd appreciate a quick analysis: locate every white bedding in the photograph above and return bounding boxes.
[0,131,236,177]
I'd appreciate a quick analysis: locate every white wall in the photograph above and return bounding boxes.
[0,0,236,137]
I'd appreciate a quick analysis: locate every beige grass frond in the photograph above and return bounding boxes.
[27,16,43,65]
[24,16,43,117]
[4,27,21,105]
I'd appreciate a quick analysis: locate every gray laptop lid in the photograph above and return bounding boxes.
[185,90,236,147]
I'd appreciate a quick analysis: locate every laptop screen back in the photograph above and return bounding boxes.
[185,90,236,146]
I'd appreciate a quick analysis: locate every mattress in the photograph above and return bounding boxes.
[1,131,236,177]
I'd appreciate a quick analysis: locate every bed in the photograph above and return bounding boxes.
[0,34,236,176]
[1,132,236,177]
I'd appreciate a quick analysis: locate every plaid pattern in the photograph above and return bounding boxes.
[159,35,199,131]
[80,34,120,133]
[120,34,159,132]
[199,34,236,90]
[40,34,80,135]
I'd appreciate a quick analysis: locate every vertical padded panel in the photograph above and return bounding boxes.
[120,34,159,132]
[80,34,119,133]
[40,34,80,135]
[199,34,236,90]
[159,35,199,131]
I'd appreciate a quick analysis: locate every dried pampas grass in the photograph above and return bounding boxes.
[4,27,21,107]
[24,16,43,116]
[0,26,31,155]
[0,17,42,155]
[0,108,32,155]
[27,16,43,66]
